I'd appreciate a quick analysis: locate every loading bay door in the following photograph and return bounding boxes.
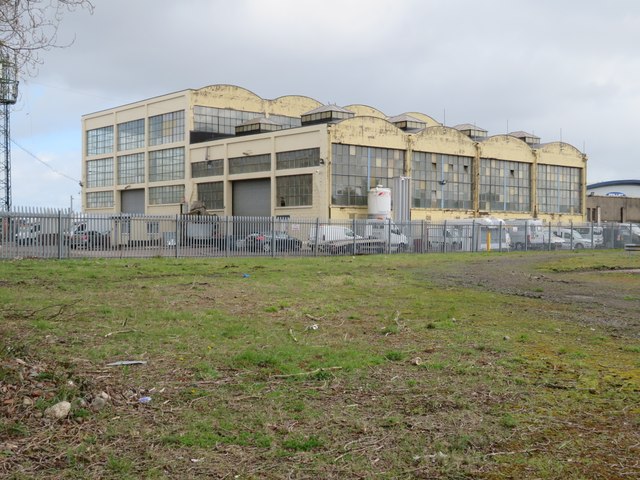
[232,179,271,217]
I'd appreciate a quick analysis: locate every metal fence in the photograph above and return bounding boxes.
[1,207,639,260]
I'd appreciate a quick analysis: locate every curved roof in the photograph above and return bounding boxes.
[587,179,640,189]
[343,104,387,119]
[402,112,441,127]
[536,141,583,156]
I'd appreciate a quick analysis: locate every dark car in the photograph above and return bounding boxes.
[67,224,111,250]
[236,232,302,253]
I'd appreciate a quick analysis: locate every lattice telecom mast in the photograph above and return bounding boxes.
[0,54,19,212]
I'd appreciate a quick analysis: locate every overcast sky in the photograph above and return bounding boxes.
[8,0,640,209]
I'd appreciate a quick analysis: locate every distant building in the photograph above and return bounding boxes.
[81,84,587,222]
[586,180,640,223]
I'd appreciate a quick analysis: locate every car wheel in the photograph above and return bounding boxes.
[263,242,271,253]
[397,243,407,253]
[575,243,584,249]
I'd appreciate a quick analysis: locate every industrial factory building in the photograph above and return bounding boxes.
[81,84,587,222]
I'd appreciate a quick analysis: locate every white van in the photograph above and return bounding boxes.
[551,228,593,249]
[309,225,361,252]
[360,220,409,252]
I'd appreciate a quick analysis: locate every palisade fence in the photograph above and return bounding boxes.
[1,206,638,260]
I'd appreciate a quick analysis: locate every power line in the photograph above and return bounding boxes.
[10,138,81,186]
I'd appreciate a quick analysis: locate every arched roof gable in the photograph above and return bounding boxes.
[536,141,583,156]
[269,95,323,116]
[343,104,387,119]
[414,125,476,143]
[403,112,441,127]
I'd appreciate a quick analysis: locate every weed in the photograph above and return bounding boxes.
[282,435,323,452]
[384,350,405,361]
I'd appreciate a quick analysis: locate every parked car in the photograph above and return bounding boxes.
[66,223,111,249]
[236,232,302,252]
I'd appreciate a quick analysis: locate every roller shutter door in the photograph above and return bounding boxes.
[232,179,271,216]
[121,189,145,214]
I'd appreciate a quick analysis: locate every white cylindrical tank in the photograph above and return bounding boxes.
[368,185,391,219]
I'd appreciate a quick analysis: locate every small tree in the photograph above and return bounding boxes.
[1,0,94,76]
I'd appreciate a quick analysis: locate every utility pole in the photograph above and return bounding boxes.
[0,54,19,212]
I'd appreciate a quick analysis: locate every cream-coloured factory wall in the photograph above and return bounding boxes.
[479,135,536,163]
[190,85,322,118]
[328,116,408,150]
[536,142,586,168]
[412,126,477,157]
[269,95,323,117]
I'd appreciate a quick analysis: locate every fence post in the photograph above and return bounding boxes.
[57,210,63,259]
[471,220,476,252]
[352,218,357,255]
[570,219,574,250]
[175,215,180,258]
[271,217,276,257]
[442,220,447,253]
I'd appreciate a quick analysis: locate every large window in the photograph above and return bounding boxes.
[479,159,531,212]
[276,148,320,170]
[85,191,113,209]
[86,126,114,156]
[197,182,224,209]
[228,153,271,174]
[149,185,185,205]
[149,147,185,182]
[537,164,581,213]
[192,159,224,178]
[412,152,472,209]
[193,106,301,136]
[118,119,145,151]
[331,144,404,206]
[276,174,312,207]
[118,153,145,185]
[86,158,114,188]
[149,110,185,146]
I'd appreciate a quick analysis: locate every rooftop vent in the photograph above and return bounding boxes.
[387,114,426,132]
[509,130,540,146]
[301,104,355,126]
[454,124,488,141]
[235,117,283,136]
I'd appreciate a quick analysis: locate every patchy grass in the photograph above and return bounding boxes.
[0,252,639,479]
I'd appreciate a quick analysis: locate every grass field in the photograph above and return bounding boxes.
[1,251,639,479]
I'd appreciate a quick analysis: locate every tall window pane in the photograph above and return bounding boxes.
[149,111,185,146]
[118,153,145,185]
[276,174,312,207]
[86,126,113,156]
[537,164,581,213]
[86,158,114,188]
[331,144,404,206]
[479,159,531,212]
[411,152,472,209]
[149,147,185,182]
[118,119,145,151]
[197,181,224,209]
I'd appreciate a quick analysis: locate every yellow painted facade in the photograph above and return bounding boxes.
[81,84,587,222]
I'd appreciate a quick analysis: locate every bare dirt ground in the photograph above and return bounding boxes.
[420,253,640,338]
